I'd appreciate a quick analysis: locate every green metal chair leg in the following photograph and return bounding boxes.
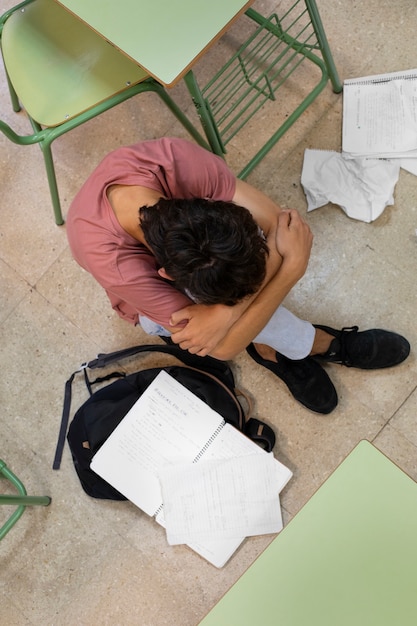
[183,70,226,157]
[0,494,51,505]
[304,0,342,93]
[238,74,328,179]
[0,459,51,540]
[40,140,64,226]
[152,79,212,152]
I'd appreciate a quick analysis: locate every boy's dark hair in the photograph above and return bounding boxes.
[139,197,269,306]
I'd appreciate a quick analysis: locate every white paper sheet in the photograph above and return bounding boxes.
[301,149,400,222]
[342,69,417,157]
[400,158,417,176]
[90,370,224,516]
[156,507,245,569]
[159,453,284,544]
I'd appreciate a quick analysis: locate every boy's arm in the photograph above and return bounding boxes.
[231,178,283,230]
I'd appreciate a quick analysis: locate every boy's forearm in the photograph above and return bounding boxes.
[223,234,282,321]
[209,259,303,360]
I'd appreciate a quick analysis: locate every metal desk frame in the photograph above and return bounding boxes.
[184,1,342,178]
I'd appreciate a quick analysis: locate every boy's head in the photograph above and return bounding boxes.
[139,197,269,306]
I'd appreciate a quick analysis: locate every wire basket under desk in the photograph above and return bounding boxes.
[193,0,342,177]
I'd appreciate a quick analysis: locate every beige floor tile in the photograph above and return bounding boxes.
[123,517,278,623]
[0,156,69,284]
[35,248,150,353]
[0,599,33,626]
[3,531,176,626]
[0,258,31,324]
[0,289,100,456]
[373,424,417,483]
[390,389,417,448]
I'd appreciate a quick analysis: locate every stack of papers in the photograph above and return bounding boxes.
[91,371,292,567]
[342,68,417,161]
[301,68,417,222]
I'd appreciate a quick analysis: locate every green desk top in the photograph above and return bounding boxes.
[199,441,417,626]
[55,0,252,86]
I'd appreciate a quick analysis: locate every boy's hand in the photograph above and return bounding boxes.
[275,209,313,279]
[169,303,237,356]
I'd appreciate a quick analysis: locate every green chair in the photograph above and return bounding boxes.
[0,0,208,225]
[0,459,51,540]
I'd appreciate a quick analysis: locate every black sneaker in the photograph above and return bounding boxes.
[313,325,410,369]
[246,343,338,414]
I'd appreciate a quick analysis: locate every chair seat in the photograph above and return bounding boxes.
[1,0,149,127]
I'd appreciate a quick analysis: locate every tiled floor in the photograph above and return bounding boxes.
[1,0,417,624]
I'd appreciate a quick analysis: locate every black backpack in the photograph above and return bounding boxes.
[53,343,275,499]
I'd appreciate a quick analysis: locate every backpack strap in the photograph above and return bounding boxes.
[88,342,234,386]
[244,418,276,453]
[53,369,80,470]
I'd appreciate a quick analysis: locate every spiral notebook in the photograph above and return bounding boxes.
[91,370,292,567]
[342,68,417,158]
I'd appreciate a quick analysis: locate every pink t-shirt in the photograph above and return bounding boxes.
[67,137,236,327]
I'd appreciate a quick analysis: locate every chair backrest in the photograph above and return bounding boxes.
[1,0,149,126]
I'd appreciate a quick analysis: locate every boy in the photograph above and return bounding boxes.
[67,137,410,414]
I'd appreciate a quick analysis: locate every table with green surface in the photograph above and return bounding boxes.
[199,440,417,626]
[55,0,252,87]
